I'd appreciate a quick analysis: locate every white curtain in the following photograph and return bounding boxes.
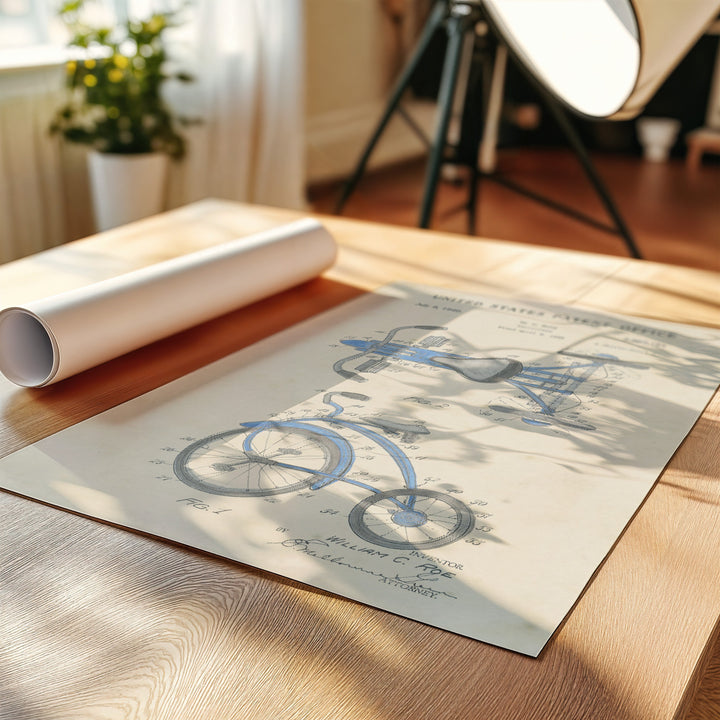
[0,0,306,264]
[166,0,307,211]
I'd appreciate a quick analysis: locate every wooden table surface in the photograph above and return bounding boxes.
[0,199,719,720]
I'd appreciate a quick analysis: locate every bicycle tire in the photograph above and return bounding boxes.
[348,489,475,549]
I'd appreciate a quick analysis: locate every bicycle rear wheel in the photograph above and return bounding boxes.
[174,425,341,496]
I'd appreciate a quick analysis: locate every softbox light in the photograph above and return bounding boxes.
[483,0,720,119]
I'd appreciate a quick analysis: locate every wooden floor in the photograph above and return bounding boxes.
[310,148,720,272]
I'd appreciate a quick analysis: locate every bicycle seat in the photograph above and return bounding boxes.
[430,356,523,382]
[363,417,430,436]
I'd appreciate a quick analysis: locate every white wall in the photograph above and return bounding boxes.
[304,0,435,184]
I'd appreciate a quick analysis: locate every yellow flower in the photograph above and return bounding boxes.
[66,60,77,73]
[83,75,98,87]
[113,55,129,69]
[108,68,124,83]
[84,59,96,69]
[147,16,164,33]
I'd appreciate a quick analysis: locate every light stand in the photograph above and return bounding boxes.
[334,0,643,259]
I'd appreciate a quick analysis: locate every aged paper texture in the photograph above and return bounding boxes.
[1,284,718,656]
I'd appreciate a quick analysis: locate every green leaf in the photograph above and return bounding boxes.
[50,2,195,159]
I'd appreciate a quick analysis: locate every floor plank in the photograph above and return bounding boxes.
[310,148,720,272]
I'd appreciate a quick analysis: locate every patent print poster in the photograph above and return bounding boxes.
[1,284,719,656]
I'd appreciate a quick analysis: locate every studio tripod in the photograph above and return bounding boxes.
[334,0,642,259]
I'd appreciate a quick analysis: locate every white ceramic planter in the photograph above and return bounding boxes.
[636,117,681,163]
[87,151,169,231]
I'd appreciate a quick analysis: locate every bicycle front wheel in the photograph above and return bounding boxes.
[174,425,342,496]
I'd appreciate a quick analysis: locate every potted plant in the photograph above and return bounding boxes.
[50,0,193,231]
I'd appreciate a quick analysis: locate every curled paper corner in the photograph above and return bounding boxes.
[0,218,337,388]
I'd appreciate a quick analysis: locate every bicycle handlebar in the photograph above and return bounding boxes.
[333,325,449,383]
[384,325,446,339]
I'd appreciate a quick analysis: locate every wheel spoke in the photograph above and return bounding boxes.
[175,426,342,496]
[349,489,474,549]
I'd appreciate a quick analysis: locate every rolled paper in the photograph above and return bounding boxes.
[0,218,337,387]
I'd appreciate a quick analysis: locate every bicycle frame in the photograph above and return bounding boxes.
[334,325,646,429]
[239,393,418,508]
[174,397,476,549]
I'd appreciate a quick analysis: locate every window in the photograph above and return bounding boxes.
[0,0,53,48]
[0,1,141,68]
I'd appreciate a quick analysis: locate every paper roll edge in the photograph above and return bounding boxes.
[0,307,59,387]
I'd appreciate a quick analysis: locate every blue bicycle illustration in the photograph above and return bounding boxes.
[174,392,475,550]
[335,325,647,431]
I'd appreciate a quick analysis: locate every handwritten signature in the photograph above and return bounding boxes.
[275,538,458,600]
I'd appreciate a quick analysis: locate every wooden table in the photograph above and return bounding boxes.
[0,199,719,720]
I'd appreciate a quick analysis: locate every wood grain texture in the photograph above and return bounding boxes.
[0,199,718,720]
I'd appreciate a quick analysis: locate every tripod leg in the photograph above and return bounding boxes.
[540,90,643,259]
[467,156,480,235]
[478,43,507,174]
[466,34,501,235]
[419,9,474,228]
[334,0,448,214]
